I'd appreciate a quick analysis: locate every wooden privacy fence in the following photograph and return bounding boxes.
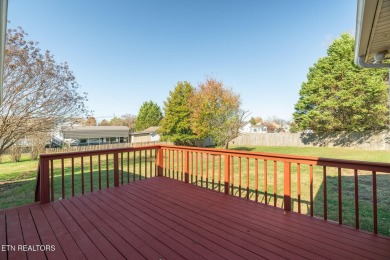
[36,145,390,235]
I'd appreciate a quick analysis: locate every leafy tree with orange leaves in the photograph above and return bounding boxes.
[190,77,247,149]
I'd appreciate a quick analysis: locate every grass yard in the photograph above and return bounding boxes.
[1,146,389,236]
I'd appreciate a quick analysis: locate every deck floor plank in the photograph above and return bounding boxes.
[89,190,201,259]
[2,176,390,260]
[59,199,126,260]
[111,186,277,259]
[28,207,67,260]
[0,213,8,260]
[140,177,389,259]
[155,177,390,256]
[68,197,145,259]
[17,208,46,260]
[103,188,241,260]
[39,204,87,260]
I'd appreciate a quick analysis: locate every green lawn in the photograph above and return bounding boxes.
[1,146,389,236]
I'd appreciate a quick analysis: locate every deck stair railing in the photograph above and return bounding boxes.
[36,145,390,235]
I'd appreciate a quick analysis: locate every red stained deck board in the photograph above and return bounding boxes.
[28,207,67,260]
[67,197,145,259]
[0,213,8,260]
[120,182,307,259]
[151,177,390,259]
[156,177,390,251]
[103,188,240,260]
[58,199,125,260]
[39,204,86,260]
[111,186,272,260]
[88,190,200,259]
[2,176,390,260]
[5,211,27,260]
[137,178,381,259]
[128,181,333,259]
[49,202,106,260]
[17,208,46,260]
[74,195,161,260]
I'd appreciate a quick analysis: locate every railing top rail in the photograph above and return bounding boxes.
[38,144,390,173]
[40,145,160,160]
[160,145,390,173]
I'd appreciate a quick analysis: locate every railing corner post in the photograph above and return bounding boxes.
[114,152,119,187]
[157,147,164,177]
[284,161,291,211]
[224,155,230,194]
[40,158,50,204]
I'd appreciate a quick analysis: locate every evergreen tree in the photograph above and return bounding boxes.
[134,101,163,131]
[159,81,197,145]
[293,33,389,132]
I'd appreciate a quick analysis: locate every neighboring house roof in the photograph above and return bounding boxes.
[355,0,390,66]
[62,126,129,139]
[132,126,160,136]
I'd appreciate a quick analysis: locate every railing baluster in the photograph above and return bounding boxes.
[144,150,147,179]
[372,171,377,234]
[90,156,93,192]
[49,160,54,202]
[297,163,301,213]
[177,150,179,181]
[310,164,313,216]
[133,151,136,181]
[323,166,327,220]
[274,161,277,207]
[354,169,359,229]
[246,158,250,200]
[168,149,171,178]
[191,152,194,183]
[264,159,268,205]
[218,155,221,192]
[195,152,198,185]
[212,155,215,190]
[200,152,203,187]
[121,152,124,184]
[98,155,101,190]
[338,167,342,224]
[231,157,235,195]
[106,154,109,188]
[206,153,209,187]
[61,158,65,199]
[127,152,130,183]
[184,151,189,183]
[239,157,242,197]
[114,152,119,187]
[72,157,75,196]
[255,159,258,202]
[284,162,291,211]
[224,155,230,194]
[139,150,141,180]
[81,156,84,194]
[150,150,153,179]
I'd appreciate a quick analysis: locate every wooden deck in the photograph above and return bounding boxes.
[1,177,390,260]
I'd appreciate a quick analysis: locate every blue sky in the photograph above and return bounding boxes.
[8,0,356,122]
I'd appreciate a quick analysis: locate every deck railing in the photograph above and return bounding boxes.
[36,145,163,204]
[36,144,390,235]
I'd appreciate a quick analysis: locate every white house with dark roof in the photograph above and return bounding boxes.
[61,126,130,146]
[131,126,160,143]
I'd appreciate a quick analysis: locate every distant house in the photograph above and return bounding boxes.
[61,126,129,146]
[250,123,268,133]
[239,122,251,133]
[131,126,160,143]
[240,122,267,133]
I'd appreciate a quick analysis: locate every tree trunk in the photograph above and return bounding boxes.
[224,142,229,150]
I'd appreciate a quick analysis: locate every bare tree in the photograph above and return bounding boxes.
[85,116,97,126]
[29,132,50,160]
[121,114,136,132]
[0,27,88,156]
